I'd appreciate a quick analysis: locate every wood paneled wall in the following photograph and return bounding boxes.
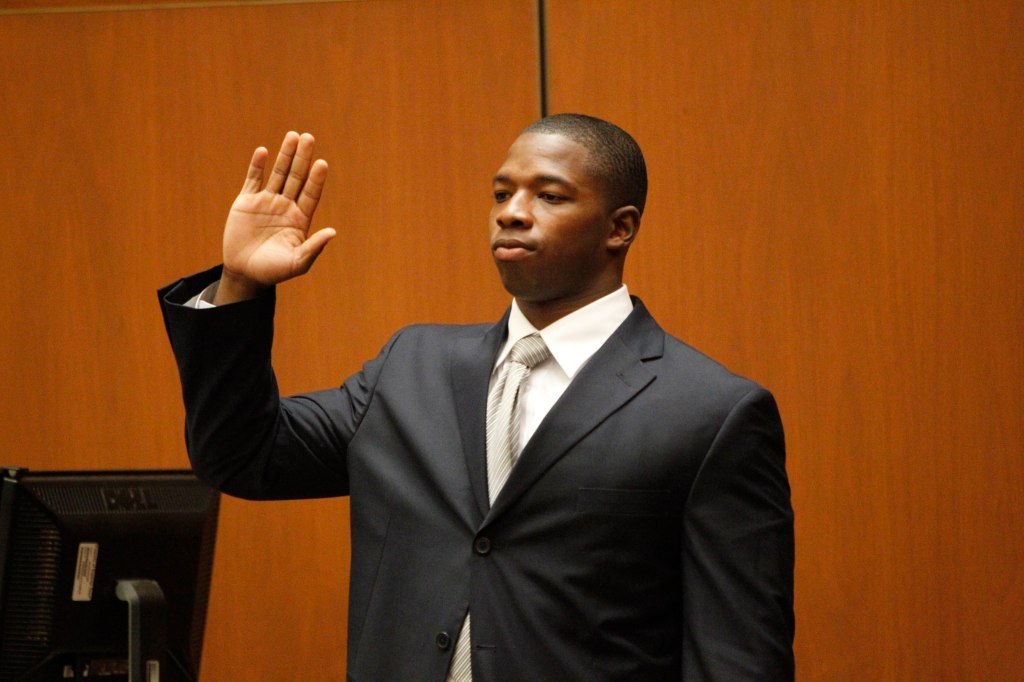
[2,0,1021,679]
[545,1,1024,679]
[0,1,537,678]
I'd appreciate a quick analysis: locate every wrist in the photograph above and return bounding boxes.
[213,267,268,305]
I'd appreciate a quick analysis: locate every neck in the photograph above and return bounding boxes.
[516,285,621,330]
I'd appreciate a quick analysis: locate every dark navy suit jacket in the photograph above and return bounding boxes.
[159,266,794,681]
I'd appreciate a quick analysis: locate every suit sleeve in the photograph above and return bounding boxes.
[681,386,795,680]
[157,266,395,500]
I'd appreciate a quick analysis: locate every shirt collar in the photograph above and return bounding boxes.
[496,285,634,379]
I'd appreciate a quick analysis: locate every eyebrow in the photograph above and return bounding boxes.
[492,173,574,188]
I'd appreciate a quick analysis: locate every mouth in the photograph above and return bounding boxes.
[492,238,535,262]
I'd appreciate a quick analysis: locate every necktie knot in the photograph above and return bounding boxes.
[507,333,550,369]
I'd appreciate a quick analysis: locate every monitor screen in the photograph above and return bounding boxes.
[0,467,219,681]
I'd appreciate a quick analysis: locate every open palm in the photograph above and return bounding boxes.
[222,132,335,290]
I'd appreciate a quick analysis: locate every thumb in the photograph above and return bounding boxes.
[293,227,337,275]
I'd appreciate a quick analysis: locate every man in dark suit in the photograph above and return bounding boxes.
[160,115,794,680]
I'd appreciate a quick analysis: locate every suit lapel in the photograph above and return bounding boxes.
[486,300,665,522]
[451,311,509,520]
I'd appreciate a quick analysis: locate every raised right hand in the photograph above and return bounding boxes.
[215,131,336,304]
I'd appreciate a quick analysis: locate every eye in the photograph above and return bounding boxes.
[493,190,511,202]
[539,193,565,203]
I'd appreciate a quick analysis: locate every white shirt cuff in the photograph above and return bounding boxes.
[185,281,219,309]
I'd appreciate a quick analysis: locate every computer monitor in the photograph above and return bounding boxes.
[0,467,220,682]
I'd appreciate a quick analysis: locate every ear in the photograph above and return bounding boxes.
[606,206,641,252]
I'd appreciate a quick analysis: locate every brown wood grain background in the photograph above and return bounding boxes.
[2,1,1021,679]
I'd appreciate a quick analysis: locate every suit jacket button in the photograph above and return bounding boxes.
[474,536,491,555]
[436,631,452,650]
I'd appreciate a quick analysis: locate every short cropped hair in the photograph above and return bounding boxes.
[523,113,648,216]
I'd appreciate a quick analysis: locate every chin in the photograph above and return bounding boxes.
[495,267,539,301]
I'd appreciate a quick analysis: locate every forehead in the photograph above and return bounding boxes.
[496,132,595,185]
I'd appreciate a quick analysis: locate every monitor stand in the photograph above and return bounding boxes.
[116,579,167,682]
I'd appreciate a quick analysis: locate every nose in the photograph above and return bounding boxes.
[495,191,532,230]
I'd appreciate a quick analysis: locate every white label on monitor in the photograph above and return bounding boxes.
[72,542,99,601]
[146,660,160,682]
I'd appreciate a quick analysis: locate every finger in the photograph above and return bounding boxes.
[283,132,316,200]
[240,146,268,194]
[294,227,337,275]
[297,159,328,218]
[265,131,300,194]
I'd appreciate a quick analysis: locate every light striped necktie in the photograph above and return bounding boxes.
[446,333,551,682]
[485,333,551,504]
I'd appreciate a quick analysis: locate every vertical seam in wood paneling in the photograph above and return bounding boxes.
[536,0,548,117]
